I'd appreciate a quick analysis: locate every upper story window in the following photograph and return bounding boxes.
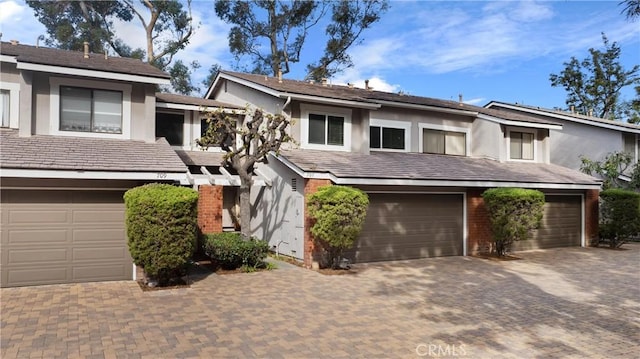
[423,129,466,156]
[369,119,411,152]
[50,77,131,139]
[301,104,351,151]
[509,131,534,160]
[156,112,184,146]
[201,118,235,148]
[0,82,19,129]
[60,86,122,133]
[1,89,9,127]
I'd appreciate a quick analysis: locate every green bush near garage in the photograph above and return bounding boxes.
[124,183,198,286]
[482,188,545,256]
[307,185,369,269]
[202,232,269,270]
[598,189,640,248]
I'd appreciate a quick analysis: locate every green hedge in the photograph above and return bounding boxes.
[307,185,369,269]
[482,188,545,256]
[203,232,269,269]
[124,183,198,285]
[599,189,640,248]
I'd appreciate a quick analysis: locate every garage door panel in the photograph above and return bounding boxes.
[9,210,69,224]
[7,267,69,286]
[348,193,463,263]
[1,189,132,287]
[72,247,129,261]
[7,229,69,244]
[7,248,68,264]
[72,228,126,243]
[73,264,128,281]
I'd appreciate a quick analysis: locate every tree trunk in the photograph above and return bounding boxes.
[239,183,251,240]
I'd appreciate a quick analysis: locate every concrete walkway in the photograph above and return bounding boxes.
[2,244,639,358]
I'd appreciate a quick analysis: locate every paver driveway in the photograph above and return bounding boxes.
[2,244,639,359]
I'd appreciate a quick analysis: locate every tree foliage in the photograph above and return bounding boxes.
[27,0,197,94]
[620,0,640,20]
[197,108,293,239]
[482,188,545,257]
[307,185,369,269]
[580,151,640,191]
[214,0,388,80]
[598,189,640,248]
[124,183,198,286]
[549,33,640,119]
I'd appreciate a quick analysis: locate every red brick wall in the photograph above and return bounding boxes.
[303,179,332,268]
[585,189,599,246]
[198,185,223,234]
[467,188,493,255]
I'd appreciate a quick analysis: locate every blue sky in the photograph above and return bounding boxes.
[1,0,638,110]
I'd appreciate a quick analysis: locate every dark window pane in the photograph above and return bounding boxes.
[155,113,184,145]
[370,126,381,148]
[308,113,326,144]
[382,127,405,149]
[60,86,91,132]
[201,119,235,147]
[327,116,344,145]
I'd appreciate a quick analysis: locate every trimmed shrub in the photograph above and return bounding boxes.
[599,189,640,248]
[307,185,369,269]
[203,232,269,269]
[482,188,545,256]
[124,183,198,285]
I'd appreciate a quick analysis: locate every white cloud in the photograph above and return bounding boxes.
[0,0,23,24]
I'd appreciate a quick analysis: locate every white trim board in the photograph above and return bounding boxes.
[0,168,186,182]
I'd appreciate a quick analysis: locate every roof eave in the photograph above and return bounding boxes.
[477,113,563,130]
[15,61,170,85]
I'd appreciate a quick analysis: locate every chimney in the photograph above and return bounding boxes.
[83,41,89,58]
[308,79,314,84]
[348,83,354,89]
[458,94,463,104]
[277,70,282,83]
[321,78,328,87]
[570,105,575,114]
[10,39,19,45]
[365,79,370,90]
[588,108,593,117]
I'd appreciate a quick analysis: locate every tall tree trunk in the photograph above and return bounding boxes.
[238,182,252,239]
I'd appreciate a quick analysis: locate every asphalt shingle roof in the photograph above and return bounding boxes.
[220,71,561,127]
[279,149,600,185]
[0,129,186,173]
[174,150,226,166]
[1,41,169,79]
[156,93,241,109]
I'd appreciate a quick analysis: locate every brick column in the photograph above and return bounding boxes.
[466,188,492,255]
[198,185,223,234]
[303,179,332,268]
[584,189,599,246]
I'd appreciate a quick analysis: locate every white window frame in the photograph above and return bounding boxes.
[300,103,352,151]
[0,81,20,129]
[50,77,131,139]
[369,119,411,152]
[507,127,537,162]
[418,123,470,156]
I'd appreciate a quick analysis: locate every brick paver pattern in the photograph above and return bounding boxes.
[1,244,639,358]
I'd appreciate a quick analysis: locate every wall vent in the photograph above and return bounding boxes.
[291,178,297,191]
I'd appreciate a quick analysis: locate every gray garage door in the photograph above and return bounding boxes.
[511,195,582,252]
[1,190,132,287]
[346,193,463,263]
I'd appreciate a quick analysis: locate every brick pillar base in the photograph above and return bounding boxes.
[467,188,492,255]
[198,185,223,234]
[303,179,332,268]
[585,189,599,246]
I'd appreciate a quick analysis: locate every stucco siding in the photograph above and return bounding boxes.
[550,121,622,171]
[471,119,502,160]
[214,80,285,114]
[251,159,305,260]
[0,62,20,83]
